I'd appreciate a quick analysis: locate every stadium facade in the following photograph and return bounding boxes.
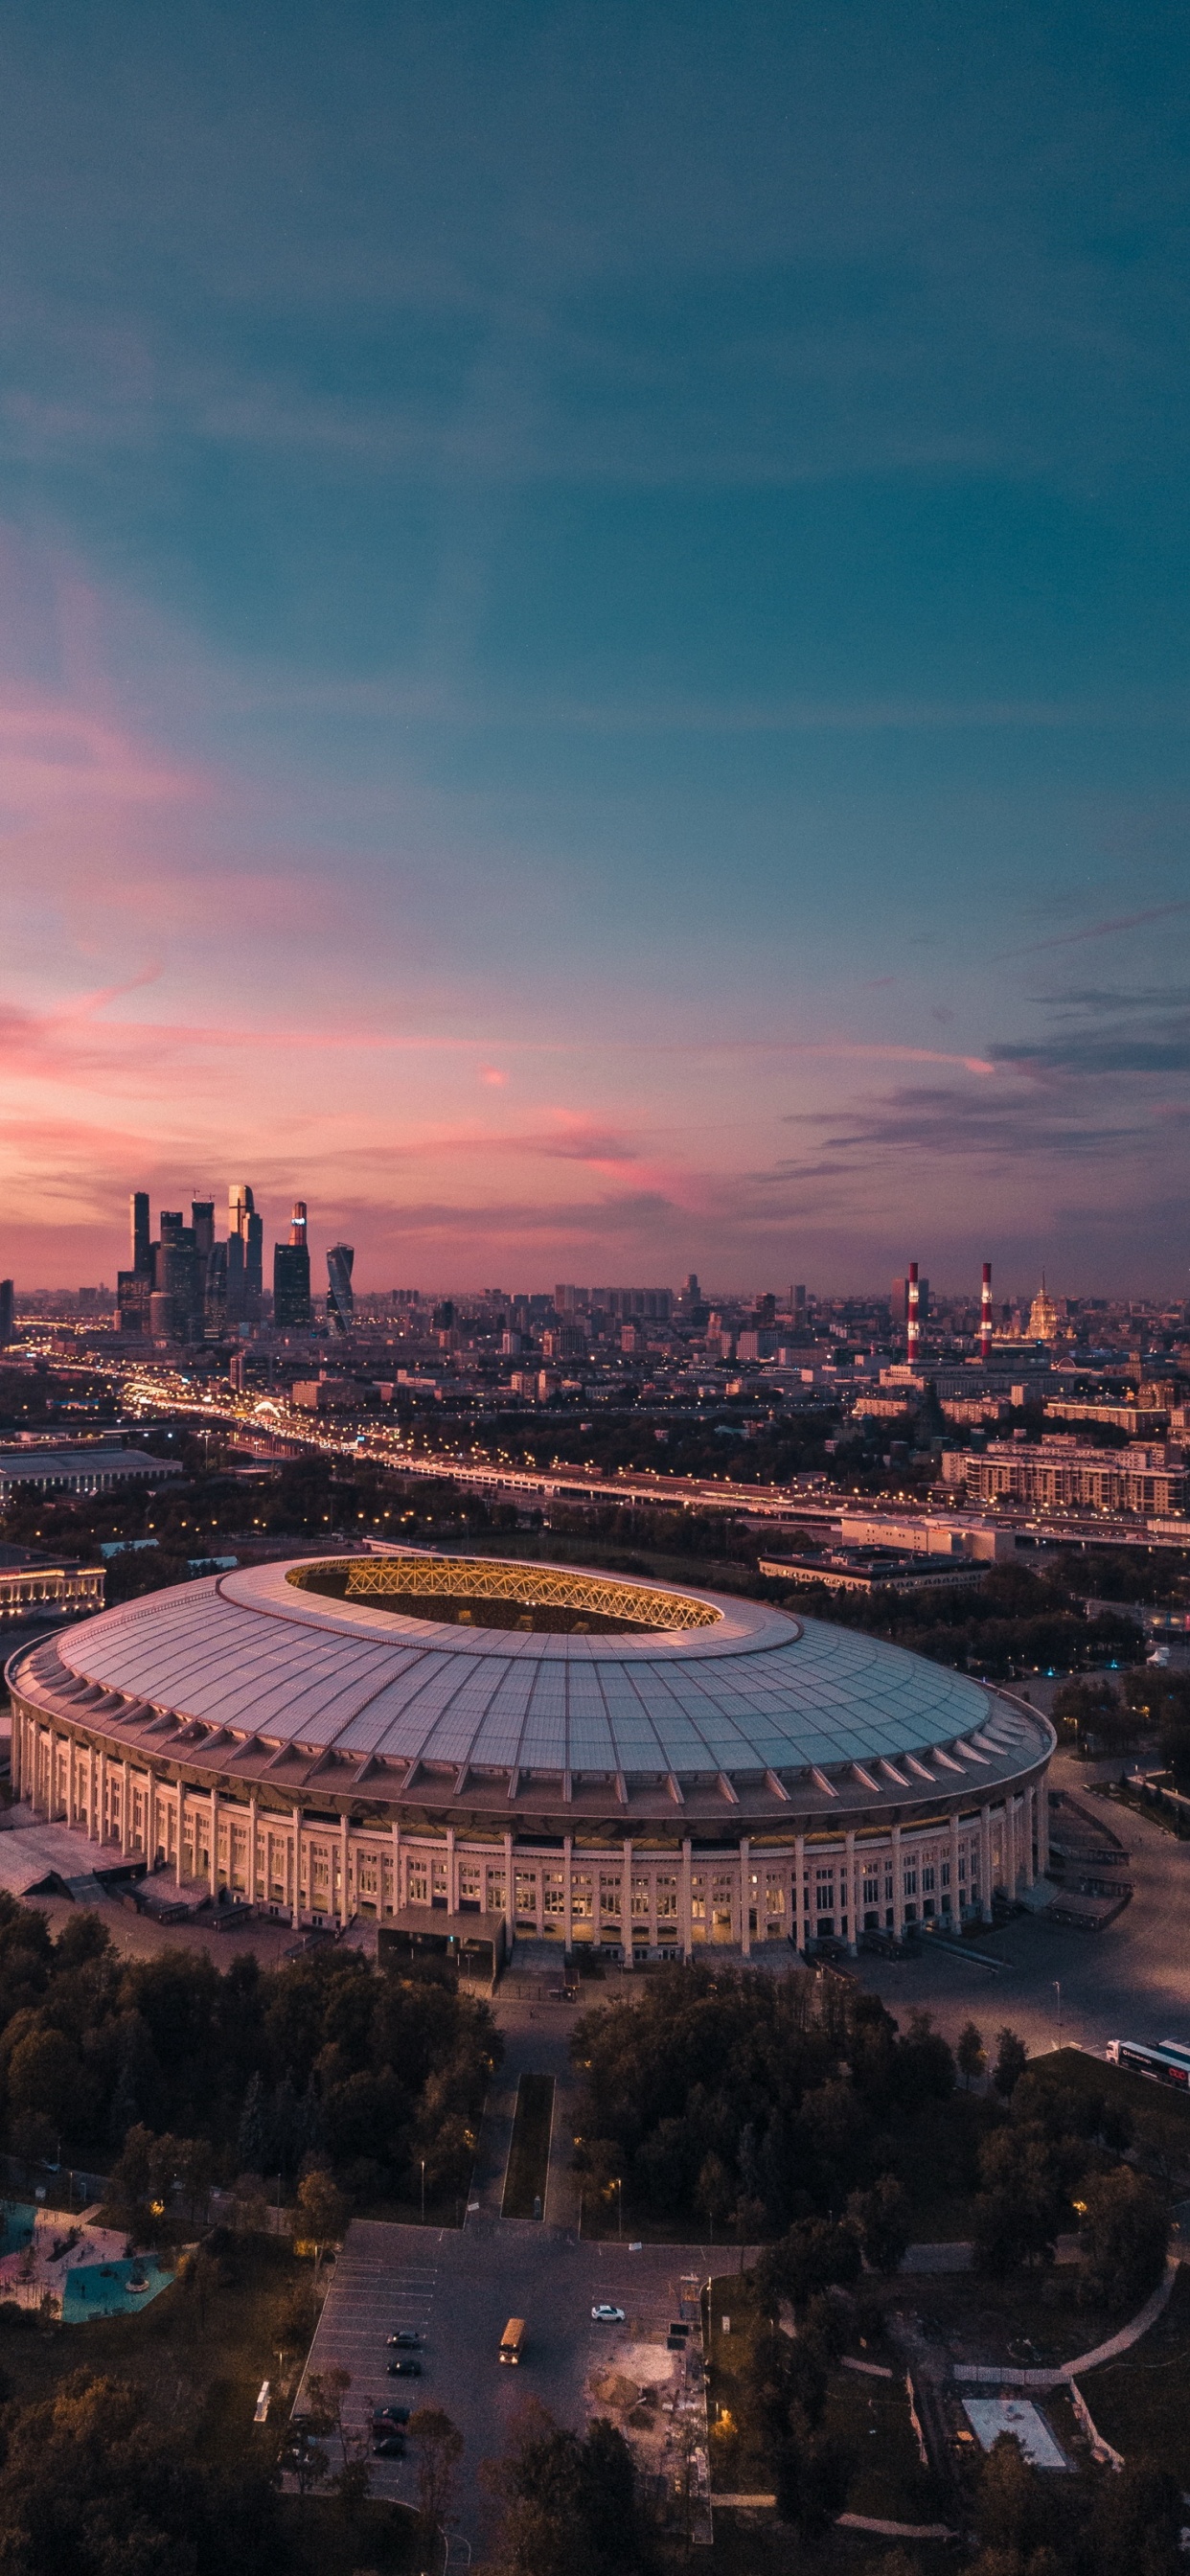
[6,1554,1054,1956]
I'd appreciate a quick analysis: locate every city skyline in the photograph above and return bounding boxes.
[1,5,1189,1292]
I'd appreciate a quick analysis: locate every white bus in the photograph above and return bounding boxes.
[1106,2040,1190,2089]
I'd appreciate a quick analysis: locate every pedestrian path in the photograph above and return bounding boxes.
[952,2256,1179,2388]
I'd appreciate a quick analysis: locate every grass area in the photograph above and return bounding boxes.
[1075,2261,1190,2484]
[502,2072,555,2220]
[822,2362,942,2527]
[1042,2045,1190,2179]
[704,2271,945,2535]
[278,2496,420,2573]
[870,2262,1140,2373]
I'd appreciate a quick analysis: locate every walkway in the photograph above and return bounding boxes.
[952,2256,1179,2389]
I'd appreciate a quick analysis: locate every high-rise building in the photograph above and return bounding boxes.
[191,1200,215,1259]
[274,1205,311,1329]
[0,1279,13,1346]
[327,1243,355,1333]
[129,1191,151,1277]
[228,1183,263,1319]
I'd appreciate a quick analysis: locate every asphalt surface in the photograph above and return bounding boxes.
[854,1748,1190,2060]
[295,2215,714,2553]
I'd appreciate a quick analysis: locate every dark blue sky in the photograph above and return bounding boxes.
[1,1,1188,1290]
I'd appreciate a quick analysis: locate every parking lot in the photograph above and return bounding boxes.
[295,2215,718,2548]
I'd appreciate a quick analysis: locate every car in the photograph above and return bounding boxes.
[372,2406,411,2428]
[386,2331,422,2348]
[591,2304,627,2323]
[387,2358,423,2377]
[373,2434,406,2458]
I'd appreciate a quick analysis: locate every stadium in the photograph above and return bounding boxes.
[6,1553,1054,1958]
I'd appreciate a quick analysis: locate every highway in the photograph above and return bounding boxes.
[14,1352,1190,1552]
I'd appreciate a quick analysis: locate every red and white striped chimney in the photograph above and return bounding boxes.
[906,1261,920,1364]
[980,1261,993,1363]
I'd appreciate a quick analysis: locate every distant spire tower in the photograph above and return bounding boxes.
[980,1261,994,1363]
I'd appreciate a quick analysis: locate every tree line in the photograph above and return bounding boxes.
[0,1898,497,2217]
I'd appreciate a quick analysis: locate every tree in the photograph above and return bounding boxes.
[483,2402,646,2576]
[1078,2167,1169,2309]
[757,2216,861,2312]
[847,2174,909,2275]
[957,2021,987,2090]
[993,2028,1028,2098]
[237,2069,270,2174]
[296,2167,347,2276]
[973,2127,1072,2276]
[409,2404,464,2560]
[1081,2461,1184,2576]
[974,2432,1056,2563]
[8,2026,80,2130]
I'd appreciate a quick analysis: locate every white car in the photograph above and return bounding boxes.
[591,2304,626,2323]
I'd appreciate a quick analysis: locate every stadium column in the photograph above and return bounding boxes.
[891,1822,904,1942]
[794,1832,806,1955]
[1023,1785,1036,1889]
[1005,1794,1017,1899]
[147,1770,156,1865]
[122,1760,131,1858]
[844,1828,857,1956]
[97,1748,105,1844]
[680,1836,693,1962]
[979,1804,993,1923]
[504,1829,515,1949]
[50,1730,59,1819]
[86,1744,95,1839]
[622,1837,632,1969]
[391,1819,401,1914]
[291,1806,303,1927]
[1036,1774,1049,1873]
[949,1811,961,1922]
[446,1826,456,1914]
[175,1789,184,1888]
[209,1784,218,1896]
[739,1835,751,1958]
[339,1814,350,1928]
[249,1798,258,1907]
[563,1833,573,1956]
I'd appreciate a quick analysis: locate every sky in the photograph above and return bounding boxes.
[1,0,1189,1298]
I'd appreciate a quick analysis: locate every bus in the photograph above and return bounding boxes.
[1106,2040,1190,2089]
[499,2317,526,2364]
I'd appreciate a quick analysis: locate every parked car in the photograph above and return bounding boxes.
[591,2304,626,2323]
[387,2358,423,2377]
[373,2434,406,2458]
[386,2331,422,2348]
[372,2405,411,2428]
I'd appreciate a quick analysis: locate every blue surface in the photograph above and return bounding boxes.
[60,2256,174,2320]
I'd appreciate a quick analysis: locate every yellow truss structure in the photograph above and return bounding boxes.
[290,1554,719,1632]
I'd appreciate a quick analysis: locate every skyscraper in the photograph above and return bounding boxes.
[228,1182,263,1318]
[0,1280,13,1346]
[274,1203,311,1328]
[129,1190,151,1277]
[327,1243,355,1333]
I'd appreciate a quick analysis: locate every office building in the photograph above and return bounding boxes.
[327,1243,355,1333]
[129,1191,151,1278]
[944,1438,1186,1518]
[0,1280,13,1346]
[228,1184,263,1318]
[274,1203,312,1328]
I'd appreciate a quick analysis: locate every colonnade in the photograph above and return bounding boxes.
[10,1699,1048,1958]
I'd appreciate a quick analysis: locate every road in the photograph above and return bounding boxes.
[854,1747,1190,2060]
